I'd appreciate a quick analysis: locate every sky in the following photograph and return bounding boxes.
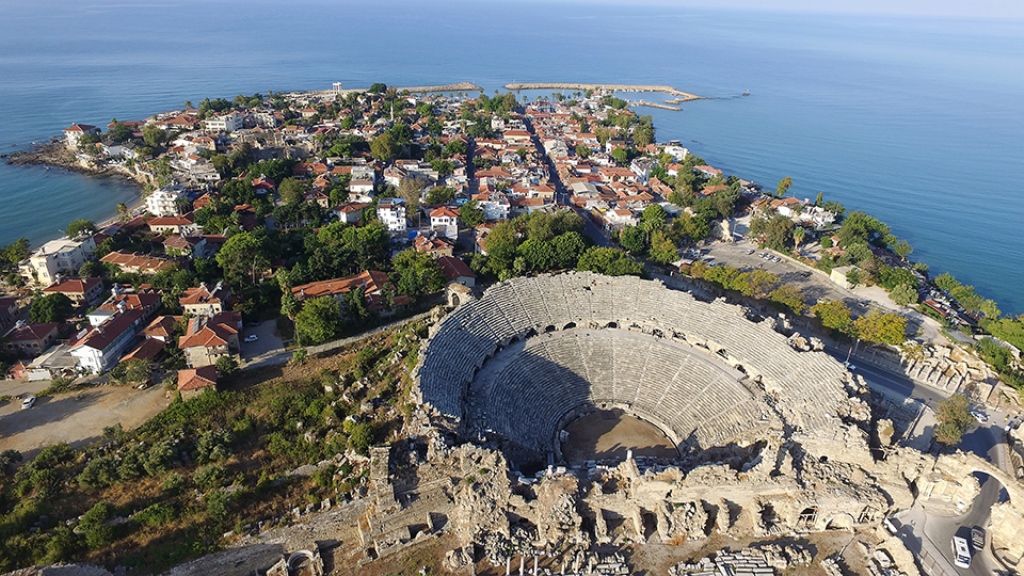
[538,0,1024,19]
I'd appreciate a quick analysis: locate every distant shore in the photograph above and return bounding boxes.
[504,82,703,102]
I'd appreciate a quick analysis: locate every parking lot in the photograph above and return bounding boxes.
[240,319,286,362]
[0,384,170,456]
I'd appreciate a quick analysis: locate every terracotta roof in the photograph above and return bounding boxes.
[177,366,218,392]
[291,270,390,300]
[101,251,175,273]
[429,206,458,219]
[43,277,102,296]
[4,323,58,343]
[178,312,241,350]
[72,310,143,351]
[179,285,226,307]
[99,291,160,314]
[143,315,181,339]
[123,338,165,362]
[147,215,194,227]
[437,256,474,281]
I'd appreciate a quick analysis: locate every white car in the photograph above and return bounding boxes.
[844,361,857,372]
[244,334,259,343]
[20,395,36,410]
[972,410,988,423]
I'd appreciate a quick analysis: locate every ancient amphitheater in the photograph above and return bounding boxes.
[415,272,855,467]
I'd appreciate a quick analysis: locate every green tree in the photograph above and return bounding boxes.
[142,124,166,147]
[278,177,308,205]
[775,176,793,197]
[576,247,642,276]
[769,284,806,314]
[619,226,648,255]
[216,230,272,287]
[935,394,973,446]
[110,358,151,385]
[66,218,97,239]
[294,296,343,345]
[575,144,591,159]
[610,147,629,166]
[639,204,667,232]
[0,238,30,271]
[29,293,74,323]
[425,186,456,206]
[347,421,374,455]
[459,200,485,227]
[391,249,445,298]
[792,227,806,251]
[648,230,678,265]
[370,132,396,162]
[79,501,116,549]
[853,310,907,346]
[893,239,913,261]
[749,214,793,251]
[215,355,239,376]
[890,283,918,307]
[846,268,862,288]
[812,300,854,335]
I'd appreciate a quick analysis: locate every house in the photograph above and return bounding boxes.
[291,270,410,314]
[377,199,407,234]
[42,277,104,306]
[605,208,638,228]
[143,315,181,342]
[437,256,476,289]
[335,202,370,224]
[122,338,166,365]
[414,234,454,258]
[146,186,185,217]
[63,123,100,149]
[471,190,511,221]
[694,165,723,178]
[70,309,146,373]
[162,235,209,258]
[203,112,243,133]
[177,366,219,399]
[100,251,176,275]
[179,283,229,318]
[2,322,59,358]
[22,236,97,285]
[429,206,459,240]
[147,215,196,235]
[88,287,162,327]
[178,311,242,368]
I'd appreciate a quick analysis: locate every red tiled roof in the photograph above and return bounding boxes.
[437,256,474,281]
[429,206,458,219]
[178,312,241,350]
[4,323,58,343]
[177,366,218,392]
[291,270,390,300]
[43,277,102,296]
[72,310,143,352]
[123,338,165,362]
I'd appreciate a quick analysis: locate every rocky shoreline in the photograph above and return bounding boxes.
[2,140,150,189]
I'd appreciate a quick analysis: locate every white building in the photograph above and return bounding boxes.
[70,310,144,374]
[376,199,407,234]
[662,143,689,162]
[203,112,244,133]
[63,124,100,150]
[146,186,185,217]
[429,206,459,240]
[472,190,511,221]
[21,236,97,286]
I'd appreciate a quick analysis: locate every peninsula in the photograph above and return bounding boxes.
[0,82,1022,576]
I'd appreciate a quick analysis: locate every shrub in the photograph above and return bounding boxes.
[134,503,176,528]
[79,501,116,549]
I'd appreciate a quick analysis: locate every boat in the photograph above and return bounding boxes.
[742,89,751,96]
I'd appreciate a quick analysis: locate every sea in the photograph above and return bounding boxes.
[0,0,1021,313]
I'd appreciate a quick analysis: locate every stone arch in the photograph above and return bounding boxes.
[823,512,856,531]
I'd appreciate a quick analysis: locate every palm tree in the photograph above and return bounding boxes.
[115,202,130,222]
[792,226,806,252]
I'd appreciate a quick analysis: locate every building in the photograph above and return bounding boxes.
[429,206,459,240]
[203,112,243,133]
[2,322,59,358]
[377,199,407,234]
[437,256,476,289]
[413,234,454,258]
[472,190,511,221]
[0,296,17,333]
[21,236,97,286]
[178,311,241,368]
[70,309,145,373]
[42,277,104,306]
[100,251,176,275]
[335,202,370,224]
[179,283,229,318]
[147,215,196,235]
[177,366,219,399]
[143,315,181,342]
[63,123,100,149]
[146,186,185,217]
[291,270,410,314]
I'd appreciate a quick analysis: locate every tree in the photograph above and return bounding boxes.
[845,268,862,288]
[397,177,425,212]
[215,355,239,376]
[853,310,907,346]
[79,501,115,549]
[459,201,485,228]
[648,230,678,265]
[893,239,913,261]
[370,132,396,162]
[0,238,30,271]
[294,296,343,345]
[812,300,854,335]
[142,124,166,148]
[66,218,97,239]
[769,284,806,314]
[619,226,648,255]
[29,293,74,323]
[610,147,629,166]
[575,144,591,159]
[110,358,150,385]
[935,394,973,446]
[890,283,918,307]
[775,176,793,197]
[749,214,793,251]
[278,177,307,205]
[391,249,445,298]
[792,227,806,251]
[639,204,667,233]
[576,247,642,276]
[425,186,456,206]
[216,231,272,287]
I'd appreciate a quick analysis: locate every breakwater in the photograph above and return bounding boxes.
[302,82,483,98]
[504,82,702,101]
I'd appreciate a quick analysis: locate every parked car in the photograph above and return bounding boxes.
[971,409,988,424]
[971,526,986,550]
[20,395,36,410]
[244,334,259,343]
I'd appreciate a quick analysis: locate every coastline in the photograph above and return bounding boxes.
[2,141,145,246]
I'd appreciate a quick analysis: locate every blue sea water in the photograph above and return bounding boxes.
[0,0,1021,313]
